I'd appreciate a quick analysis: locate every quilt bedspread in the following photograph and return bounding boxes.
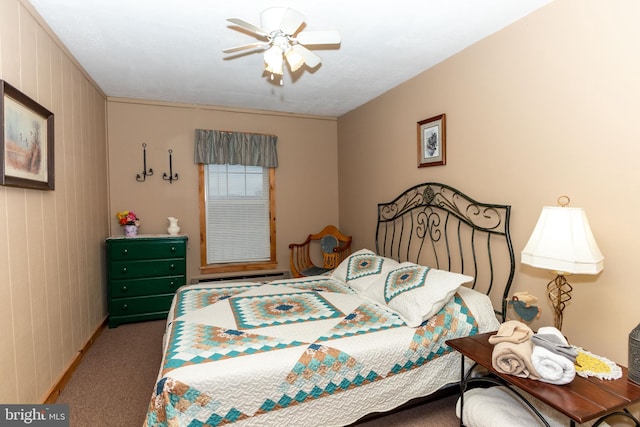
[145,276,497,427]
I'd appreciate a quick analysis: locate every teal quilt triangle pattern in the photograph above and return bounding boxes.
[173,284,262,318]
[316,302,404,341]
[259,343,381,413]
[391,294,479,373]
[162,320,306,374]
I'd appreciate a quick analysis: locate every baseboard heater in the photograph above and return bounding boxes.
[191,270,290,285]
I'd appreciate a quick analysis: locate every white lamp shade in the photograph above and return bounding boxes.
[521,206,604,275]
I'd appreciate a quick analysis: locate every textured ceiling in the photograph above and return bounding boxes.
[28,0,552,117]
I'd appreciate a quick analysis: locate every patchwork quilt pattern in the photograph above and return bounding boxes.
[162,321,306,374]
[346,253,384,281]
[273,277,354,294]
[230,292,344,329]
[264,343,376,412]
[147,377,245,426]
[384,264,430,302]
[145,278,485,427]
[316,302,404,341]
[404,294,479,365]
[172,284,263,319]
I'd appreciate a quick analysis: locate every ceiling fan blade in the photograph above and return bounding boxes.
[297,30,341,46]
[223,42,269,54]
[291,44,321,68]
[260,7,284,32]
[279,8,305,35]
[226,18,269,37]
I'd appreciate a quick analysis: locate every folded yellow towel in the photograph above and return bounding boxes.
[488,320,533,344]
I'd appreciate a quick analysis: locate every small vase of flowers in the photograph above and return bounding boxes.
[116,210,141,237]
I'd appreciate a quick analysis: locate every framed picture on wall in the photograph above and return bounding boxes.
[417,114,446,168]
[0,79,55,190]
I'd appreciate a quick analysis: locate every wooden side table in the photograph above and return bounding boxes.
[446,332,640,426]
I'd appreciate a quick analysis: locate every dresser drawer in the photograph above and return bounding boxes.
[109,294,175,316]
[107,238,187,261]
[106,235,188,327]
[109,259,186,279]
[110,276,184,298]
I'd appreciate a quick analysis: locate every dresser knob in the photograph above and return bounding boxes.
[122,304,128,311]
[121,286,127,293]
[169,281,175,288]
[170,246,176,252]
[121,249,128,255]
[121,267,127,274]
[169,264,175,270]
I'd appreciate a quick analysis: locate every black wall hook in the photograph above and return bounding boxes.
[136,143,154,182]
[163,149,179,183]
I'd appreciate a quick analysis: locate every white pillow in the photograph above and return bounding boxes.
[331,248,399,293]
[358,262,473,327]
[331,248,374,282]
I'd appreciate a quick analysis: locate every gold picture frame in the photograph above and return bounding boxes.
[417,114,446,168]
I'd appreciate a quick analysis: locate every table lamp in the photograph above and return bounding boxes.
[521,196,604,331]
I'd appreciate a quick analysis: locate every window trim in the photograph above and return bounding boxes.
[198,164,277,274]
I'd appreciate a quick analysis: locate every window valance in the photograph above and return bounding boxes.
[194,129,278,167]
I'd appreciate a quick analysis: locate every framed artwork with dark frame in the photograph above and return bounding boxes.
[417,114,446,168]
[1,80,54,190]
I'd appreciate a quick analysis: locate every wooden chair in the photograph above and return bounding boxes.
[289,225,352,278]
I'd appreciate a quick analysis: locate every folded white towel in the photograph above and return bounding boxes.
[532,333,577,361]
[532,326,577,361]
[531,344,576,385]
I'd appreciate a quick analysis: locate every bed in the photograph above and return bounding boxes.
[144,182,515,427]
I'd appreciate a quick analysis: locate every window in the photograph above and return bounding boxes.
[199,164,276,274]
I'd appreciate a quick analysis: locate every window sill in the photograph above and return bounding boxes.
[200,261,278,275]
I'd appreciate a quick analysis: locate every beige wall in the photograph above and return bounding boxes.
[106,99,339,281]
[339,0,640,367]
[0,0,108,403]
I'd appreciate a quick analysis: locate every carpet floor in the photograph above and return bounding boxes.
[57,319,461,426]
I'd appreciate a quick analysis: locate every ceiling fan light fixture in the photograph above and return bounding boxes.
[224,7,340,85]
[264,45,284,75]
[264,45,284,86]
[284,47,305,72]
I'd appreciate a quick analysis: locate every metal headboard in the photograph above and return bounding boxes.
[375,183,515,320]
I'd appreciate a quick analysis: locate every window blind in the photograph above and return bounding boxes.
[205,164,270,264]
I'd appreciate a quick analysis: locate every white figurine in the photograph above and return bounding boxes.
[167,217,180,235]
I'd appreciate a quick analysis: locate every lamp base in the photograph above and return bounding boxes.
[547,273,572,331]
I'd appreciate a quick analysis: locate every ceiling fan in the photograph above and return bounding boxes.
[223,7,341,85]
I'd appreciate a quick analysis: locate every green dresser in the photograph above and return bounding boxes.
[106,235,188,328]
